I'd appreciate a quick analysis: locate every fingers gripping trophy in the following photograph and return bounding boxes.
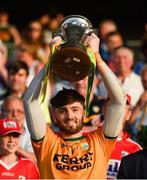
[43,15,97,115]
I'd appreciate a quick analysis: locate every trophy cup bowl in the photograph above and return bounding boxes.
[51,15,94,82]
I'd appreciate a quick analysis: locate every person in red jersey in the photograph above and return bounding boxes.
[107,95,142,179]
[107,131,142,179]
[0,118,40,179]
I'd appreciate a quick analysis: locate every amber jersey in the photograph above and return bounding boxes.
[0,155,40,179]
[32,127,116,179]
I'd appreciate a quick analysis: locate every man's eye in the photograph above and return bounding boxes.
[59,110,66,114]
[73,109,79,112]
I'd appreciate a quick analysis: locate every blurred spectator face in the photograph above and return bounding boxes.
[71,75,99,100]
[106,33,123,53]
[72,78,88,99]
[2,97,25,129]
[56,12,64,24]
[16,43,37,62]
[0,41,8,64]
[49,18,59,31]
[8,68,27,94]
[0,133,20,154]
[99,20,117,39]
[28,21,42,40]
[0,12,9,24]
[39,14,50,25]
[16,47,31,62]
[113,47,134,74]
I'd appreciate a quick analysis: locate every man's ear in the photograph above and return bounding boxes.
[49,106,57,123]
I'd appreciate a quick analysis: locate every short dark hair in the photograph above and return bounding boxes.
[50,88,85,108]
[7,60,29,76]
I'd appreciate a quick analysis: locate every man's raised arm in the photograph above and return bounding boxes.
[23,67,50,140]
[85,33,127,138]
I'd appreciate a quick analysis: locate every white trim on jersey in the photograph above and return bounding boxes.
[0,160,18,170]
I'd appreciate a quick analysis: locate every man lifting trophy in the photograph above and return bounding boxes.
[23,14,127,180]
[50,15,95,82]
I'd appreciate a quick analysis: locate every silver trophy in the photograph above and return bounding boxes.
[51,15,94,82]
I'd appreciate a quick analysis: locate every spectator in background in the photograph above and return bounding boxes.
[0,118,40,179]
[0,10,22,59]
[14,42,43,86]
[38,10,64,45]
[38,13,51,31]
[49,9,64,33]
[21,20,50,64]
[133,30,147,75]
[0,60,29,107]
[0,40,8,95]
[97,47,144,108]
[38,12,52,44]
[98,19,118,63]
[0,95,36,162]
[106,31,124,55]
[105,31,124,72]
[107,95,142,179]
[127,65,147,147]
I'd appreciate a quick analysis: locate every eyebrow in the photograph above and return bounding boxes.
[58,105,81,110]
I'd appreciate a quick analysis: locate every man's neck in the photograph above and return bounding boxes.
[61,130,83,140]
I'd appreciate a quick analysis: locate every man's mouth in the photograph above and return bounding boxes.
[65,119,77,124]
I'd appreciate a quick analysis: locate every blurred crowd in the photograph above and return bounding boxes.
[0,8,147,179]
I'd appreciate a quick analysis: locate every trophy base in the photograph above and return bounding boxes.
[51,47,92,82]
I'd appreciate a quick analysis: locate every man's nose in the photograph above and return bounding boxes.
[66,110,73,119]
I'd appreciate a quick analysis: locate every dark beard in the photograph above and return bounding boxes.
[56,116,83,135]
